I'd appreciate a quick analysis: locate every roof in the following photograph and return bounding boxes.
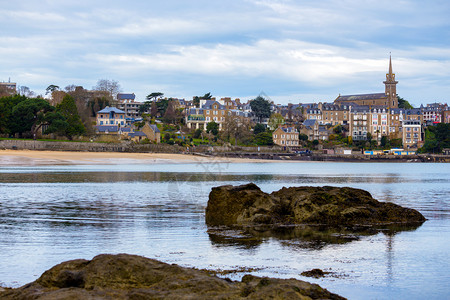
[97,106,126,114]
[117,93,135,100]
[120,127,132,132]
[335,93,387,102]
[128,131,147,137]
[303,119,316,126]
[95,125,119,132]
[281,127,297,133]
[202,100,225,110]
[405,108,421,115]
[149,124,160,133]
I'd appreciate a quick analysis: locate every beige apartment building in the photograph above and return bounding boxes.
[272,126,299,148]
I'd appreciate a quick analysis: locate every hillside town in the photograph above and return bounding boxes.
[1,57,449,156]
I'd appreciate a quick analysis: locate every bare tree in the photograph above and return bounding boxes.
[221,113,252,146]
[93,79,122,99]
[17,86,35,97]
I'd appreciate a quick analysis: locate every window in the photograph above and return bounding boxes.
[100,121,103,125]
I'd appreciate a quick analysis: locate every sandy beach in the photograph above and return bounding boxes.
[0,150,279,166]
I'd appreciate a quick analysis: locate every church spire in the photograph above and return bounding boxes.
[388,55,393,79]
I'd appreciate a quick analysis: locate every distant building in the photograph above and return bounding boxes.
[96,106,126,126]
[141,123,161,143]
[116,93,143,120]
[272,126,299,147]
[402,120,422,148]
[349,105,370,141]
[0,80,16,96]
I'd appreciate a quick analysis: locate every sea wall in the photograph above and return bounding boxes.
[0,140,184,153]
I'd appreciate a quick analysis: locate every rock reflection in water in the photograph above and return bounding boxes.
[207,223,423,250]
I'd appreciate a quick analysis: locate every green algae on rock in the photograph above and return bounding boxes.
[206,183,426,226]
[0,253,345,300]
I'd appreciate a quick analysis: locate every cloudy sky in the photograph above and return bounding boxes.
[1,0,450,106]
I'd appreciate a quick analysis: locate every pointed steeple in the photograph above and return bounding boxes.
[388,55,393,79]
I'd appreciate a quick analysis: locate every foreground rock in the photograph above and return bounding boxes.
[1,253,345,299]
[206,183,426,226]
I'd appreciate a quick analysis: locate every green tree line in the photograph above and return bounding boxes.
[0,94,85,139]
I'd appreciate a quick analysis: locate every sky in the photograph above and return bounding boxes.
[1,0,450,106]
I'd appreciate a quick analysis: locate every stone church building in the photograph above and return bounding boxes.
[334,56,399,108]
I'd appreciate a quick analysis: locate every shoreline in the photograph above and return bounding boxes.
[0,150,290,166]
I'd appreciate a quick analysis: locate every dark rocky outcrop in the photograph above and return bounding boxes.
[206,183,426,226]
[0,253,345,299]
[301,269,328,278]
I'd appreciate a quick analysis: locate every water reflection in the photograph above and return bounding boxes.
[207,223,424,251]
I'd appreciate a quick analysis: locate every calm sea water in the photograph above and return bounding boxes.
[0,161,449,300]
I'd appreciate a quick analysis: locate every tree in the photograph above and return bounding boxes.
[299,133,308,141]
[150,101,158,117]
[200,92,212,100]
[17,86,35,97]
[55,95,86,139]
[46,85,60,95]
[254,132,274,146]
[253,123,266,135]
[380,136,389,148]
[333,125,343,134]
[420,123,450,153]
[250,96,271,123]
[193,128,202,139]
[268,113,285,130]
[397,96,413,109]
[206,121,219,136]
[93,79,121,99]
[193,96,200,108]
[163,100,177,123]
[0,94,28,134]
[9,98,54,137]
[146,92,164,101]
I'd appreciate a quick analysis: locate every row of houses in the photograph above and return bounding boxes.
[92,57,448,149]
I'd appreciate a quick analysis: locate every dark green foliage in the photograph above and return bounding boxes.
[380,136,388,148]
[146,92,164,101]
[55,95,86,139]
[0,94,28,134]
[253,123,266,135]
[312,140,319,146]
[250,96,271,123]
[420,123,450,153]
[193,96,200,108]
[206,121,219,136]
[397,96,413,109]
[299,133,308,141]
[333,125,343,134]
[9,98,54,137]
[254,132,274,146]
[193,129,202,139]
[88,97,110,117]
[43,112,69,136]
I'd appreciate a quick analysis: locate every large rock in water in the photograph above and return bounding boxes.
[205,183,426,226]
[0,254,345,299]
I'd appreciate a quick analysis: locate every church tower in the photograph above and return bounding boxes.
[383,55,398,108]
